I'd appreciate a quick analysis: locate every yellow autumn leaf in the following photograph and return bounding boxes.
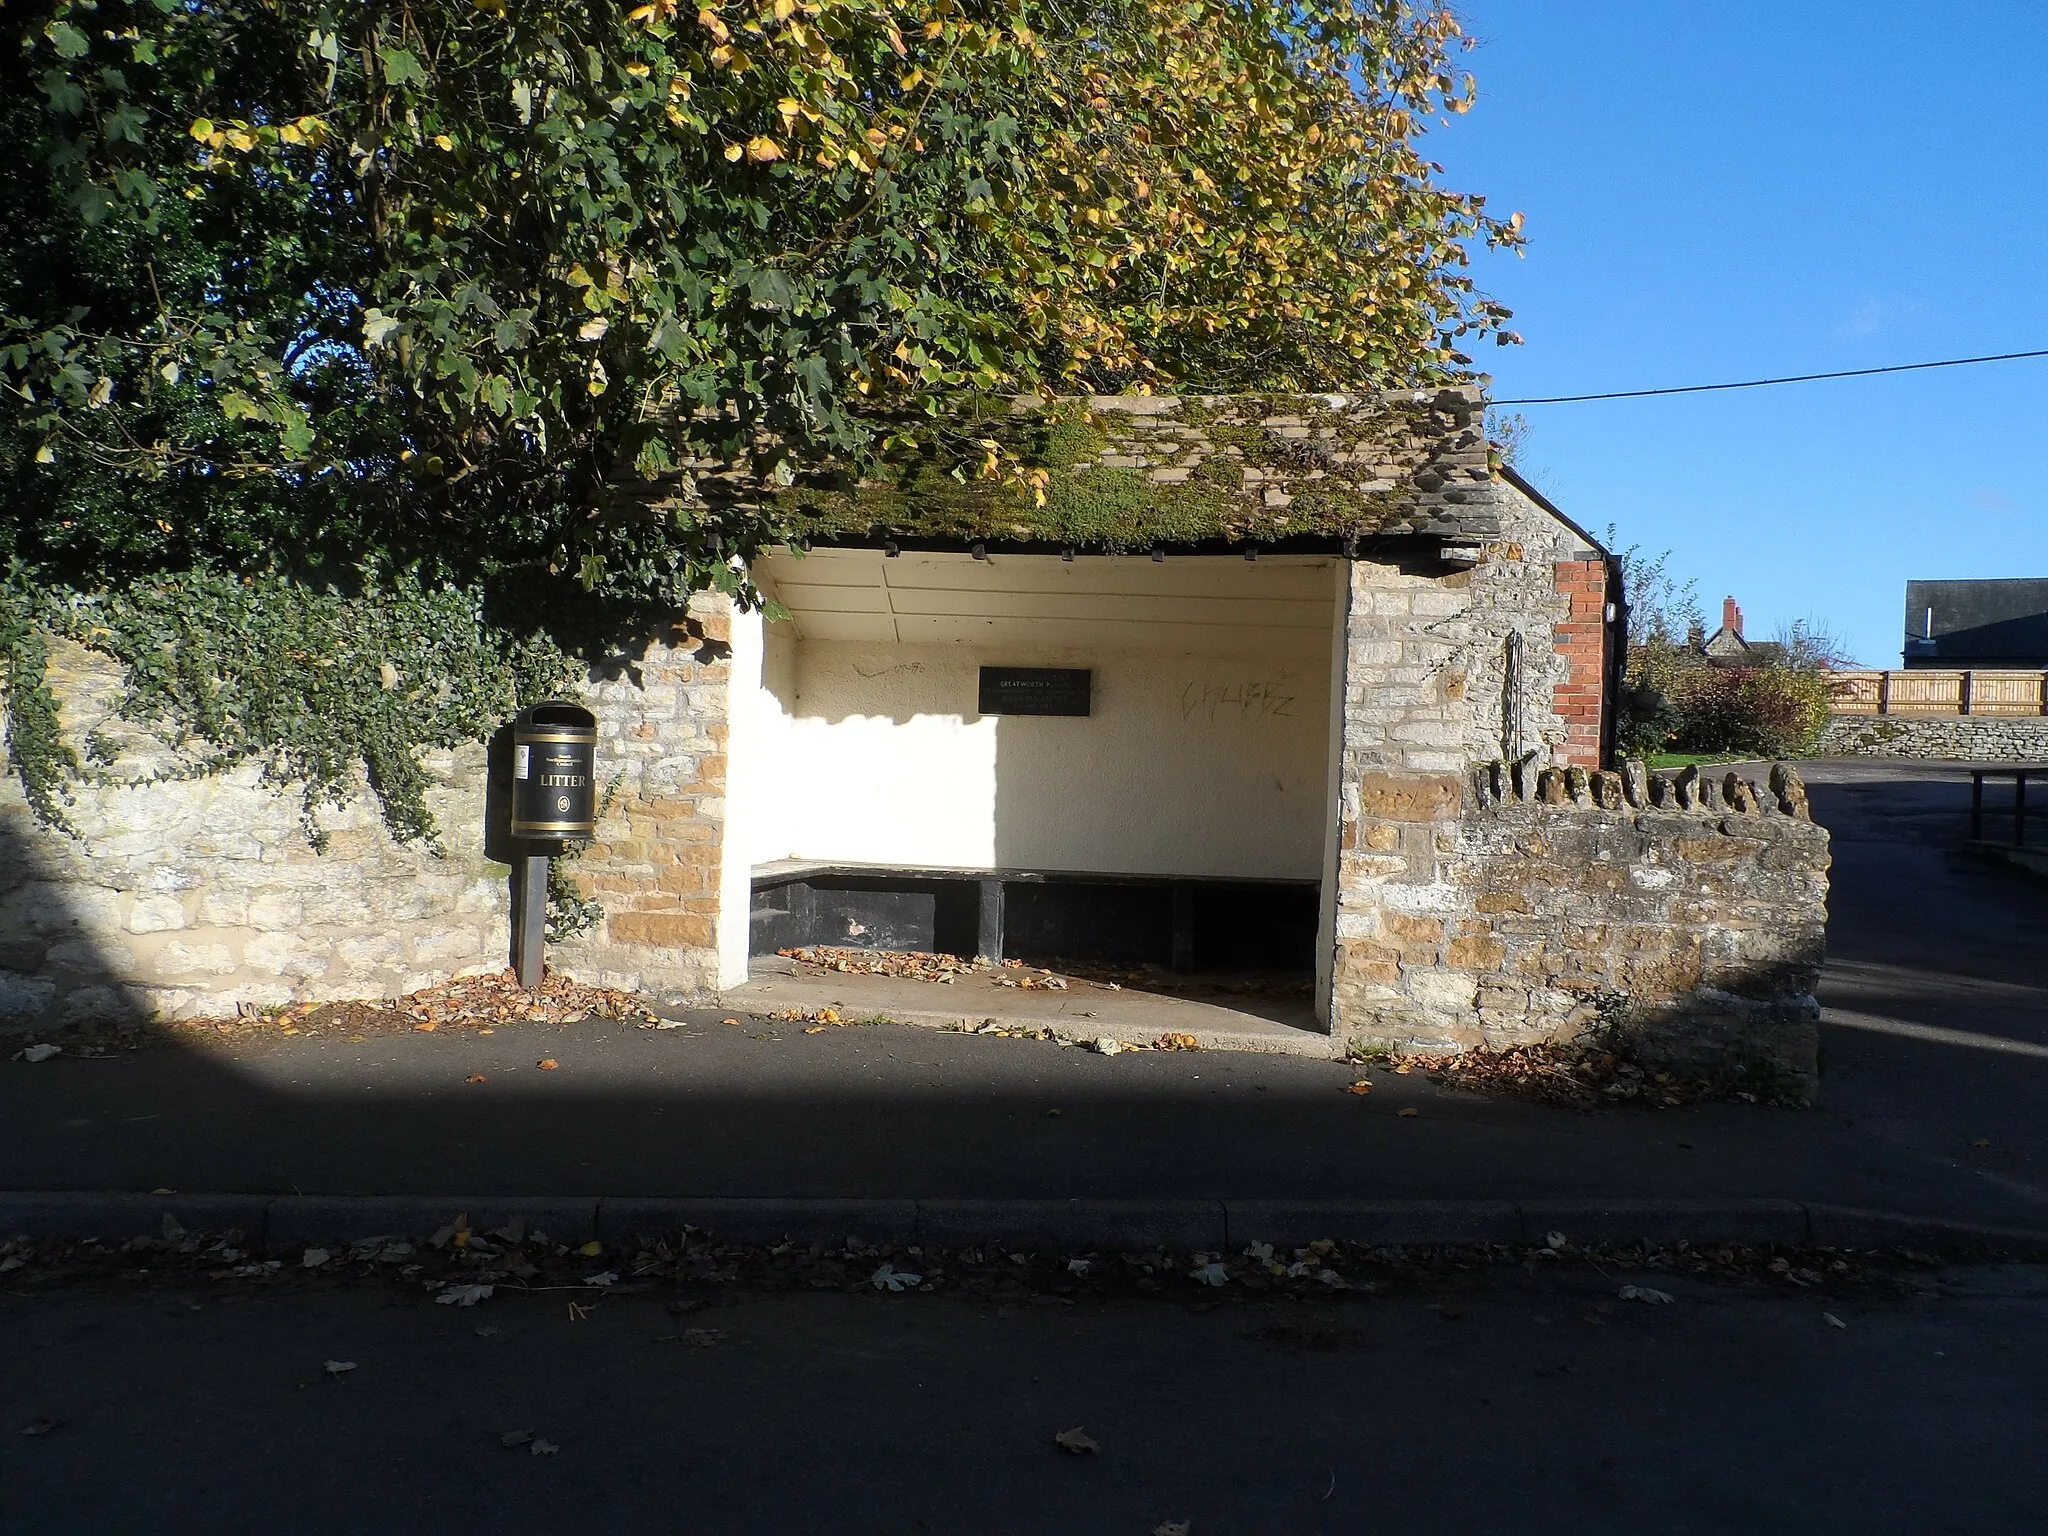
[433,133,454,150]
[744,135,783,162]
[723,141,744,162]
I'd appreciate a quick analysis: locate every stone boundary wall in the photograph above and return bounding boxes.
[1817,714,2048,761]
[0,599,731,1032]
[1331,759,1830,1096]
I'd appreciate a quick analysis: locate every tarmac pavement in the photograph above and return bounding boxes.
[2,759,2045,1249]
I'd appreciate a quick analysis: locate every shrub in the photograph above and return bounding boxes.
[1666,666,1831,758]
[1614,681,1682,758]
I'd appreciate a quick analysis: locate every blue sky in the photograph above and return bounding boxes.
[1432,0,2048,666]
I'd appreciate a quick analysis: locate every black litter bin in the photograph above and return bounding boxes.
[510,702,598,841]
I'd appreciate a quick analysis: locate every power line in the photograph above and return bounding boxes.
[1489,347,2048,406]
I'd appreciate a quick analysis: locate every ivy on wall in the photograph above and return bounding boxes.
[1,565,577,850]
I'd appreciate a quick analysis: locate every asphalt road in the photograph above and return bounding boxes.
[8,760,2048,1532]
[6,1260,2047,1534]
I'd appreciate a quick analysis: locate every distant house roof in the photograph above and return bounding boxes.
[1903,578,2048,668]
[1699,596,1784,669]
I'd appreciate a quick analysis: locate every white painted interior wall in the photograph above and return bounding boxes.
[729,551,1340,887]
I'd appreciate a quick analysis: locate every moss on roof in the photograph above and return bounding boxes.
[765,390,1493,550]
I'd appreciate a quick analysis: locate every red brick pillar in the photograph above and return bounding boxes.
[1552,560,1609,769]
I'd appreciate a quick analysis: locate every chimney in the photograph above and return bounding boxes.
[1722,596,1743,638]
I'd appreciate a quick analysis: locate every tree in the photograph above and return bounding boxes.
[1770,618,1858,672]
[5,0,1523,608]
[3,0,1524,838]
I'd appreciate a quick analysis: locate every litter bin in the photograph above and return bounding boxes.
[510,702,598,841]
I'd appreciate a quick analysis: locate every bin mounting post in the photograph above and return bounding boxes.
[515,850,549,988]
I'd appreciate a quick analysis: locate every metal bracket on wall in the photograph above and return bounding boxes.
[1501,630,1525,764]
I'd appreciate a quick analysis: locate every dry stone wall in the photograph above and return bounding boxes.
[1817,715,2048,761]
[1331,758,1829,1094]
[0,598,734,1032]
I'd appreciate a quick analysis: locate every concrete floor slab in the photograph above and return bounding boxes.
[723,954,1337,1057]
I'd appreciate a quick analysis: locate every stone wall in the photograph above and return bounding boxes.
[1331,475,1602,791]
[547,596,732,1003]
[1323,478,1827,1090]
[1816,714,2048,761]
[1331,759,1829,1094]
[0,598,733,1031]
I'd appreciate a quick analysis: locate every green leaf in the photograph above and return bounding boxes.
[380,47,425,87]
[44,21,90,59]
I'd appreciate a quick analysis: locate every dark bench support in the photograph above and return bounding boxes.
[750,864,1318,974]
[977,878,1005,963]
[1170,883,1196,975]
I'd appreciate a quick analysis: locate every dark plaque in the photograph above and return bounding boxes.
[510,702,598,839]
[978,666,1092,717]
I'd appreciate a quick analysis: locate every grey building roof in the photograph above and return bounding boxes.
[1902,578,2048,667]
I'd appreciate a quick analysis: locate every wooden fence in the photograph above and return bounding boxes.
[1830,670,2048,716]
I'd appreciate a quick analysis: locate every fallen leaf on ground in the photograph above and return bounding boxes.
[578,1241,603,1258]
[1190,1262,1228,1287]
[536,1058,559,1071]
[1971,1138,1991,1149]
[1044,1108,1064,1118]
[531,1438,559,1456]
[1397,1107,1419,1118]
[465,1073,488,1084]
[1155,1033,1199,1051]
[323,1360,357,1376]
[1824,1312,1848,1329]
[1094,1036,1122,1056]
[1618,1285,1674,1305]
[1346,1080,1372,1096]
[20,1419,55,1437]
[1154,1523,1190,1536]
[871,1263,923,1291]
[721,1018,741,1026]
[436,1284,495,1307]
[683,1328,727,1347]
[301,1248,330,1269]
[1055,1427,1099,1454]
[502,1429,533,1447]
[474,1325,501,1337]
[413,1022,437,1032]
[12,1044,60,1063]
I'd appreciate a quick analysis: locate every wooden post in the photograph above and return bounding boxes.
[1877,671,1891,715]
[1959,670,1973,716]
[515,851,549,988]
